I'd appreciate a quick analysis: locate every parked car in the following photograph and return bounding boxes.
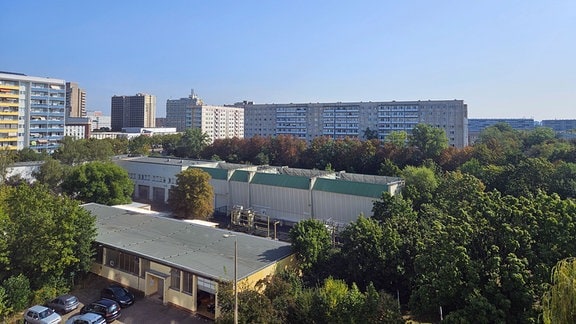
[47,294,79,314]
[23,305,62,324]
[80,299,121,323]
[101,284,135,308]
[65,313,106,324]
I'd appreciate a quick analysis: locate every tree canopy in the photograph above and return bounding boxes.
[289,219,332,274]
[61,161,134,205]
[0,183,96,287]
[168,168,214,219]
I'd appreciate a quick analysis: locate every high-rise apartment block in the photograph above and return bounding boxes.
[541,119,576,132]
[166,91,244,142]
[468,118,536,144]
[65,82,86,117]
[111,93,156,131]
[239,99,468,148]
[0,71,66,152]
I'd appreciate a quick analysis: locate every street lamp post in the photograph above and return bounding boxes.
[224,234,238,324]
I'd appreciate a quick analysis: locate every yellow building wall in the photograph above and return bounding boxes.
[91,263,141,289]
[91,246,297,318]
[91,255,199,313]
[241,254,298,292]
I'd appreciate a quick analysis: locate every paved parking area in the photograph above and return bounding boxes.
[63,274,212,324]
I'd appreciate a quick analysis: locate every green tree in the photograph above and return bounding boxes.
[168,168,214,219]
[313,277,353,323]
[0,286,12,321]
[549,161,576,199]
[385,130,408,148]
[408,124,448,159]
[216,282,280,324]
[289,219,332,274]
[52,136,89,165]
[339,216,400,291]
[372,193,419,297]
[474,123,523,165]
[16,147,47,162]
[362,284,404,324]
[542,258,576,324]
[401,165,438,209]
[33,157,69,192]
[504,157,554,197]
[85,138,115,161]
[105,137,129,155]
[158,133,182,156]
[3,184,96,287]
[128,135,153,156]
[261,270,305,323]
[378,158,401,177]
[61,161,134,205]
[175,128,210,158]
[524,127,556,148]
[3,274,31,312]
[0,148,15,183]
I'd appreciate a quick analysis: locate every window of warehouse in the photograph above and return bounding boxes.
[182,272,193,295]
[170,268,181,290]
[105,248,139,276]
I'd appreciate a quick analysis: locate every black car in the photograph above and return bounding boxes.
[101,285,135,308]
[80,299,121,323]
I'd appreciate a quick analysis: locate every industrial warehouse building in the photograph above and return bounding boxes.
[114,156,404,227]
[83,203,295,319]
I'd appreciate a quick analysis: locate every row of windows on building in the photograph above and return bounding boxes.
[102,248,216,295]
[127,172,175,184]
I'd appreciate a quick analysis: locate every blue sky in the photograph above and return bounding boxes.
[2,1,575,120]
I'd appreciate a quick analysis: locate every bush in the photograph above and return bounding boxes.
[3,274,31,311]
[31,277,69,305]
[0,286,13,322]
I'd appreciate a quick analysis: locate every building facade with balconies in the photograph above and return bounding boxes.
[0,71,66,152]
[240,99,468,148]
[166,91,244,142]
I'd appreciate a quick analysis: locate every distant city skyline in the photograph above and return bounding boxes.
[2,1,575,120]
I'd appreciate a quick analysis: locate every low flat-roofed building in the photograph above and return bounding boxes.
[83,203,296,319]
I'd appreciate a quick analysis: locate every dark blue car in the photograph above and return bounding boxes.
[101,284,135,308]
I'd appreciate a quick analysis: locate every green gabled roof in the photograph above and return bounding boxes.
[313,178,387,198]
[189,166,228,180]
[251,173,310,190]
[230,170,250,182]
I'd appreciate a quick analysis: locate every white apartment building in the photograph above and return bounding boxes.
[86,110,112,131]
[166,91,243,142]
[0,71,66,152]
[239,99,468,148]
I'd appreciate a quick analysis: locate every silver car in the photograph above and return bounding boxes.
[65,313,106,324]
[23,305,62,324]
[47,294,79,314]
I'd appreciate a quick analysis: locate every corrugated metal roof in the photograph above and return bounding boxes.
[251,173,310,190]
[229,170,250,182]
[190,166,228,180]
[313,178,388,198]
[82,203,292,282]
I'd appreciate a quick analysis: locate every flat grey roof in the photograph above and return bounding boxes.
[82,203,293,282]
